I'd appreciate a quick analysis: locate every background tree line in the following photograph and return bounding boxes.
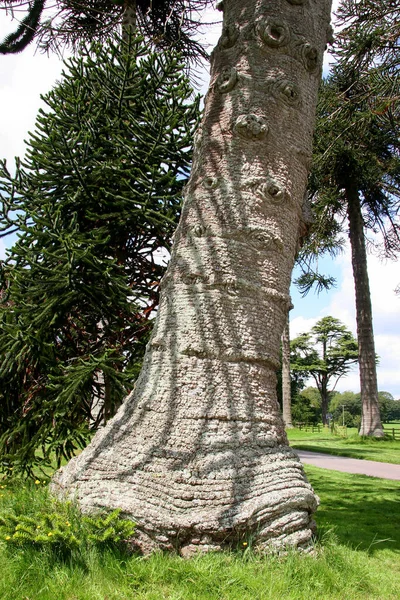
[291,388,400,428]
[279,314,400,429]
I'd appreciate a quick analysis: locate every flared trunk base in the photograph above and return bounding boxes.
[51,443,318,555]
[359,424,385,438]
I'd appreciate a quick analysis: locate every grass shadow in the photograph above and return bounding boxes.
[306,465,400,554]
[292,444,386,457]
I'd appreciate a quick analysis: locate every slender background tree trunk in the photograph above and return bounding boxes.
[346,183,384,437]
[52,0,333,554]
[122,0,137,41]
[320,378,329,426]
[320,337,328,425]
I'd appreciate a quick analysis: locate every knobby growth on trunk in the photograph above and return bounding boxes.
[52,0,332,554]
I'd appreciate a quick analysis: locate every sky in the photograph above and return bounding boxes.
[0,5,399,398]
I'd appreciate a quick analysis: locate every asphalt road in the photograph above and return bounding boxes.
[295,450,400,481]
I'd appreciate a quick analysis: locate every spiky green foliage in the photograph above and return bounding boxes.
[309,74,400,259]
[335,0,399,77]
[0,0,44,53]
[0,0,214,62]
[290,317,359,425]
[0,33,200,477]
[297,0,400,295]
[306,0,400,269]
[0,482,135,555]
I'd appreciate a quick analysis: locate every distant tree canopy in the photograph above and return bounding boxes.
[0,33,200,476]
[290,316,359,425]
[291,387,322,426]
[291,388,400,427]
[330,390,400,426]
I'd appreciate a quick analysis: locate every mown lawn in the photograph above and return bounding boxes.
[0,465,399,600]
[287,427,400,464]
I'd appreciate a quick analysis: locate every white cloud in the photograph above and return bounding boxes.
[323,250,356,330]
[0,238,6,260]
[329,245,400,396]
[0,9,220,163]
[0,14,68,164]
[289,315,319,340]
[0,53,66,163]
[193,8,221,97]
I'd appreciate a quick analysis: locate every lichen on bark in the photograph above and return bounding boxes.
[51,0,333,554]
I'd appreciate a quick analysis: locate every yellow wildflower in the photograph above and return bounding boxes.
[242,542,248,547]
[48,532,53,537]
[5,536,10,540]
[35,480,40,485]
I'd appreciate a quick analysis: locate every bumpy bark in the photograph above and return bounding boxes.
[346,183,384,437]
[51,0,332,554]
[281,308,293,428]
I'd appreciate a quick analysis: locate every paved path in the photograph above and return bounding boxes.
[295,450,400,481]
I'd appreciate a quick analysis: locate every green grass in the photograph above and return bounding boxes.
[0,468,399,600]
[287,427,400,464]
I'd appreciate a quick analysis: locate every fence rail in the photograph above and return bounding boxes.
[294,423,321,433]
[383,427,400,440]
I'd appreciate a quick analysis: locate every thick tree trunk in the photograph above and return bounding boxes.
[51,0,332,553]
[281,307,293,428]
[346,183,384,437]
